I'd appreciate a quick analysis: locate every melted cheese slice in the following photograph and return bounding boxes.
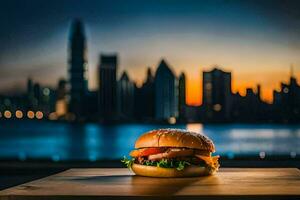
[195,155,220,170]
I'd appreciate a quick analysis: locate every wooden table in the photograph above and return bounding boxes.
[1,168,300,199]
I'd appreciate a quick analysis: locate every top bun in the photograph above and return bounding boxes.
[135,129,215,152]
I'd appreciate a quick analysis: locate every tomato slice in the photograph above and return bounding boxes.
[130,147,166,157]
[140,147,166,156]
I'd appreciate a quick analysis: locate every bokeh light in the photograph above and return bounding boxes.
[35,111,43,119]
[4,110,12,119]
[15,110,23,119]
[27,111,35,119]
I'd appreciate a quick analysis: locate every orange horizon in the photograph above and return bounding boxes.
[185,71,300,106]
[89,62,300,107]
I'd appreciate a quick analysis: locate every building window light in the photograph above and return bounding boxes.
[213,104,222,112]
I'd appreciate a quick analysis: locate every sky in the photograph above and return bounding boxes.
[1,0,300,105]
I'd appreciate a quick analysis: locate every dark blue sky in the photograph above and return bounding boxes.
[1,0,300,104]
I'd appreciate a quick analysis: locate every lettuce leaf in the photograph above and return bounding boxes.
[121,156,135,169]
[121,157,192,171]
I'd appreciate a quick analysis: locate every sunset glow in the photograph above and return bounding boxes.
[171,69,299,106]
[1,0,300,107]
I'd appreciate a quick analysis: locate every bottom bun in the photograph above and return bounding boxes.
[131,163,216,178]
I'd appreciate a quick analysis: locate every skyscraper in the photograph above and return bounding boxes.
[68,19,88,118]
[154,59,178,120]
[178,72,186,120]
[134,67,155,120]
[118,71,135,119]
[273,66,300,122]
[202,68,232,121]
[98,54,118,120]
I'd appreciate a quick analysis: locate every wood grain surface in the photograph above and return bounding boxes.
[0,168,300,200]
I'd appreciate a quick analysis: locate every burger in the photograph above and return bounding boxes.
[122,128,219,177]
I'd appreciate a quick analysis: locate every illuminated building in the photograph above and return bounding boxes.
[202,67,232,121]
[56,100,67,117]
[55,79,68,117]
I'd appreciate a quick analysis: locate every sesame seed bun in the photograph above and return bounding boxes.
[134,129,215,152]
[131,163,215,178]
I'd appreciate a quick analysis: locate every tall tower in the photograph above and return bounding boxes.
[98,54,118,120]
[68,19,88,118]
[202,68,232,121]
[178,72,186,119]
[154,59,178,120]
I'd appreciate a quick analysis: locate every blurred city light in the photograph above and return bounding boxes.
[48,112,58,120]
[213,104,222,112]
[283,87,289,94]
[43,88,50,96]
[259,151,266,159]
[168,117,176,124]
[35,111,43,119]
[186,123,203,133]
[15,110,23,119]
[55,100,67,116]
[27,111,35,119]
[4,110,12,119]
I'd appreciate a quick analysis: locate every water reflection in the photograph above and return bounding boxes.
[0,121,299,160]
[84,124,102,161]
[203,124,300,156]
[186,123,203,133]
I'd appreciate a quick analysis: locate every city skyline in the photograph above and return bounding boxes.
[1,0,300,105]
[1,56,300,123]
[1,19,300,124]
